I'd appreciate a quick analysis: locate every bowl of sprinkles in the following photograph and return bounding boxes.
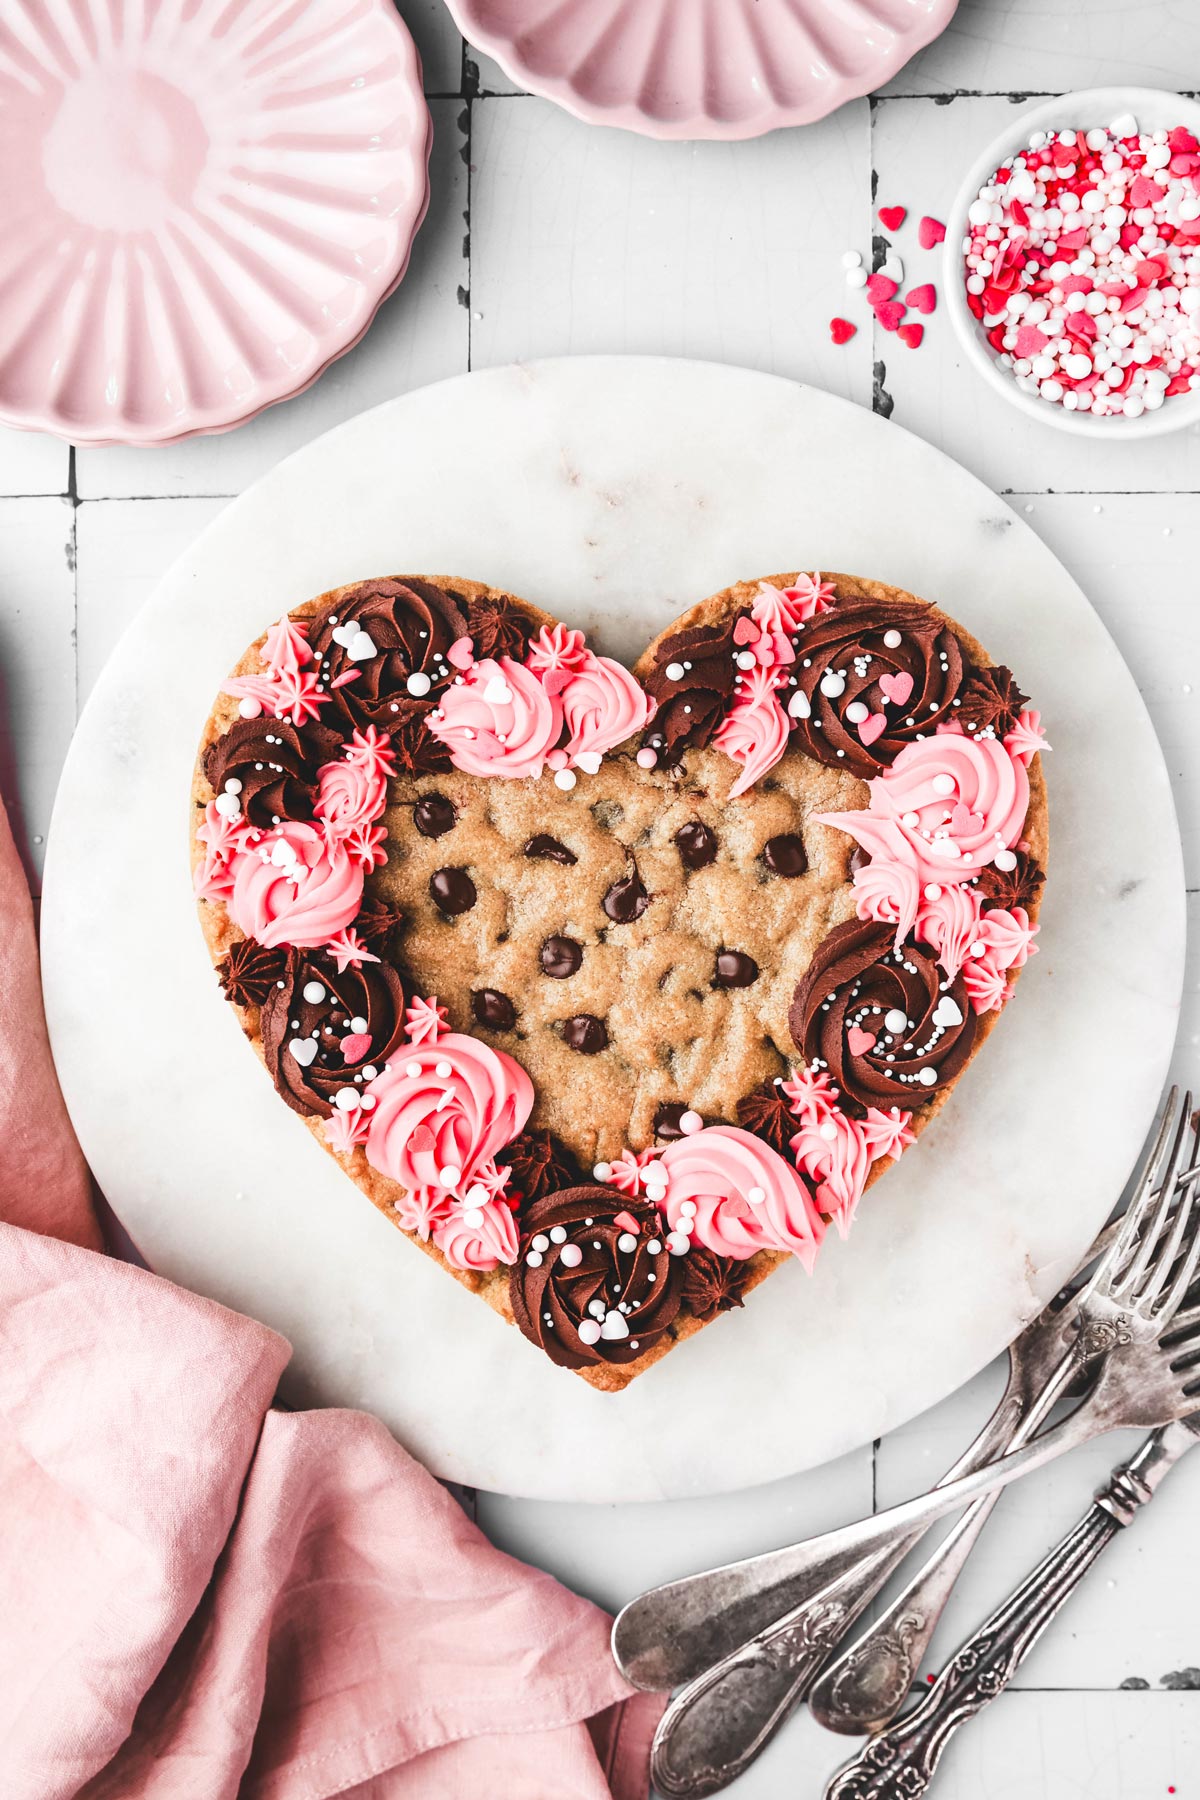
[945,89,1200,435]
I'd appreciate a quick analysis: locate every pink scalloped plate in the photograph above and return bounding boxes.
[445,0,959,139]
[0,0,431,448]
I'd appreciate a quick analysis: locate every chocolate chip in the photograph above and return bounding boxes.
[524,834,577,866]
[472,989,516,1030]
[562,1014,608,1054]
[653,1102,688,1139]
[849,844,870,877]
[714,950,758,989]
[429,867,476,914]
[675,821,717,869]
[762,834,808,877]
[540,935,583,978]
[414,793,457,838]
[602,872,649,923]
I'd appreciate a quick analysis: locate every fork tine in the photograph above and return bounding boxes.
[1114,1091,1194,1302]
[1078,1087,1182,1304]
[1156,1157,1200,1323]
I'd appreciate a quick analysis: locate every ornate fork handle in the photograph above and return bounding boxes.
[824,1423,1191,1800]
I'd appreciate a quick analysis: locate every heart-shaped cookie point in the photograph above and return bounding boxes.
[196,569,1049,1389]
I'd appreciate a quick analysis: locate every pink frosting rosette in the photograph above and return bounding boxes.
[226,820,363,949]
[851,836,924,947]
[433,1196,520,1272]
[748,584,801,666]
[427,655,562,780]
[658,1125,825,1269]
[790,1108,873,1236]
[313,728,394,833]
[712,665,790,799]
[915,881,985,980]
[977,904,1038,970]
[364,1032,534,1231]
[193,800,250,903]
[963,960,1012,1014]
[559,650,656,767]
[817,726,1029,887]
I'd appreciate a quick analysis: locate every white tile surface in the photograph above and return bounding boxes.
[3,9,1199,1794]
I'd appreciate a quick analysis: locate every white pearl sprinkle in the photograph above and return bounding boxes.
[593,1162,612,1181]
[405,1061,422,1077]
[550,1225,567,1243]
[406,672,432,697]
[525,1251,543,1268]
[617,1232,638,1253]
[554,769,577,791]
[993,849,1018,871]
[335,1087,359,1111]
[435,1060,452,1077]
[883,630,903,649]
[439,1164,462,1187]
[577,1318,602,1345]
[885,1008,907,1034]
[531,1233,550,1253]
[665,661,686,681]
[560,1243,583,1268]
[302,981,326,1003]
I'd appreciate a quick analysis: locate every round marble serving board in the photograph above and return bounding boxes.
[41,358,1184,1503]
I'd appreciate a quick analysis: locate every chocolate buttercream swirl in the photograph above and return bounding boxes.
[736,1080,795,1155]
[499,1128,581,1206]
[509,1186,684,1369]
[977,850,1045,912]
[642,617,740,753]
[789,918,975,1115]
[261,950,407,1117]
[787,601,967,778]
[203,717,342,829]
[217,937,289,1009]
[308,578,468,731]
[957,665,1029,736]
[388,702,454,774]
[466,592,535,661]
[680,1246,753,1323]
[351,898,405,951]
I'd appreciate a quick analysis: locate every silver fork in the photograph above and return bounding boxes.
[810,1098,1200,1737]
[615,1093,1200,1799]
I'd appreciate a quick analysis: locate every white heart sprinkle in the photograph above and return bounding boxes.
[347,631,376,661]
[289,1038,318,1067]
[483,676,513,705]
[600,1309,630,1341]
[331,623,359,648]
[788,690,811,720]
[932,996,963,1029]
[575,751,603,775]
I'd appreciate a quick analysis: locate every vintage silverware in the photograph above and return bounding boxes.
[809,1111,1200,1736]
[620,1093,1200,1798]
[823,1406,1200,1800]
[614,1091,1195,1704]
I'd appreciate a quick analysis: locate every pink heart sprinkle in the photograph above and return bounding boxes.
[875,301,906,333]
[918,215,946,250]
[865,272,899,305]
[949,804,981,836]
[878,205,907,232]
[447,637,474,670]
[879,670,914,707]
[341,1032,372,1062]
[905,283,936,315]
[847,1026,877,1056]
[897,322,924,349]
[613,1211,641,1235]
[830,316,857,346]
[1129,176,1162,210]
[858,713,887,747]
[1015,325,1050,357]
[733,614,761,645]
[409,1124,435,1153]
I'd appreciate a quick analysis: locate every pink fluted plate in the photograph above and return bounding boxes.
[0,0,431,447]
[444,0,959,140]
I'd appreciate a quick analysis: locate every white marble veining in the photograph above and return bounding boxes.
[3,6,1198,1790]
[40,360,1183,1505]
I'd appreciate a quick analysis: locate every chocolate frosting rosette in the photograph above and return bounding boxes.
[261,950,407,1117]
[510,1186,684,1368]
[789,918,975,1114]
[308,577,468,731]
[787,601,966,778]
[641,616,739,753]
[203,716,342,829]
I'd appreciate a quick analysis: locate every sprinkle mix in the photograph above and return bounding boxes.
[963,116,1200,417]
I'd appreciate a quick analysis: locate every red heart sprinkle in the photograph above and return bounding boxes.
[905,283,936,314]
[409,1124,435,1153]
[1169,126,1199,154]
[340,1031,372,1062]
[865,272,899,305]
[847,1026,877,1056]
[858,713,887,747]
[878,205,907,232]
[1129,175,1162,210]
[732,614,761,644]
[876,301,906,333]
[1015,325,1049,357]
[918,215,946,250]
[898,322,924,348]
[447,637,474,670]
[879,670,914,706]
[829,316,857,346]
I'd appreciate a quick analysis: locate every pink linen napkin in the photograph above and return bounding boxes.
[0,798,662,1797]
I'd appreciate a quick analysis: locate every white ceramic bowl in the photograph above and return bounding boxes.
[943,87,1200,439]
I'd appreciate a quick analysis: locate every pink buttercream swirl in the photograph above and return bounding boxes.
[657,1125,825,1269]
[851,836,924,947]
[817,726,1030,886]
[608,1147,659,1195]
[559,650,656,765]
[525,624,589,692]
[748,585,801,668]
[781,573,837,620]
[427,655,562,780]
[194,800,253,903]
[961,904,1038,1014]
[314,727,395,833]
[789,1103,915,1237]
[226,820,363,949]
[1004,709,1049,767]
[963,960,1013,1014]
[364,1031,533,1233]
[433,1195,520,1272]
[915,882,985,981]
[712,664,790,799]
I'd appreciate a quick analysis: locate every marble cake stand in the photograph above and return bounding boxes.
[40,359,1184,1502]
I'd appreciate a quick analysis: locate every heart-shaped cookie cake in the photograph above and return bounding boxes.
[193,572,1048,1391]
